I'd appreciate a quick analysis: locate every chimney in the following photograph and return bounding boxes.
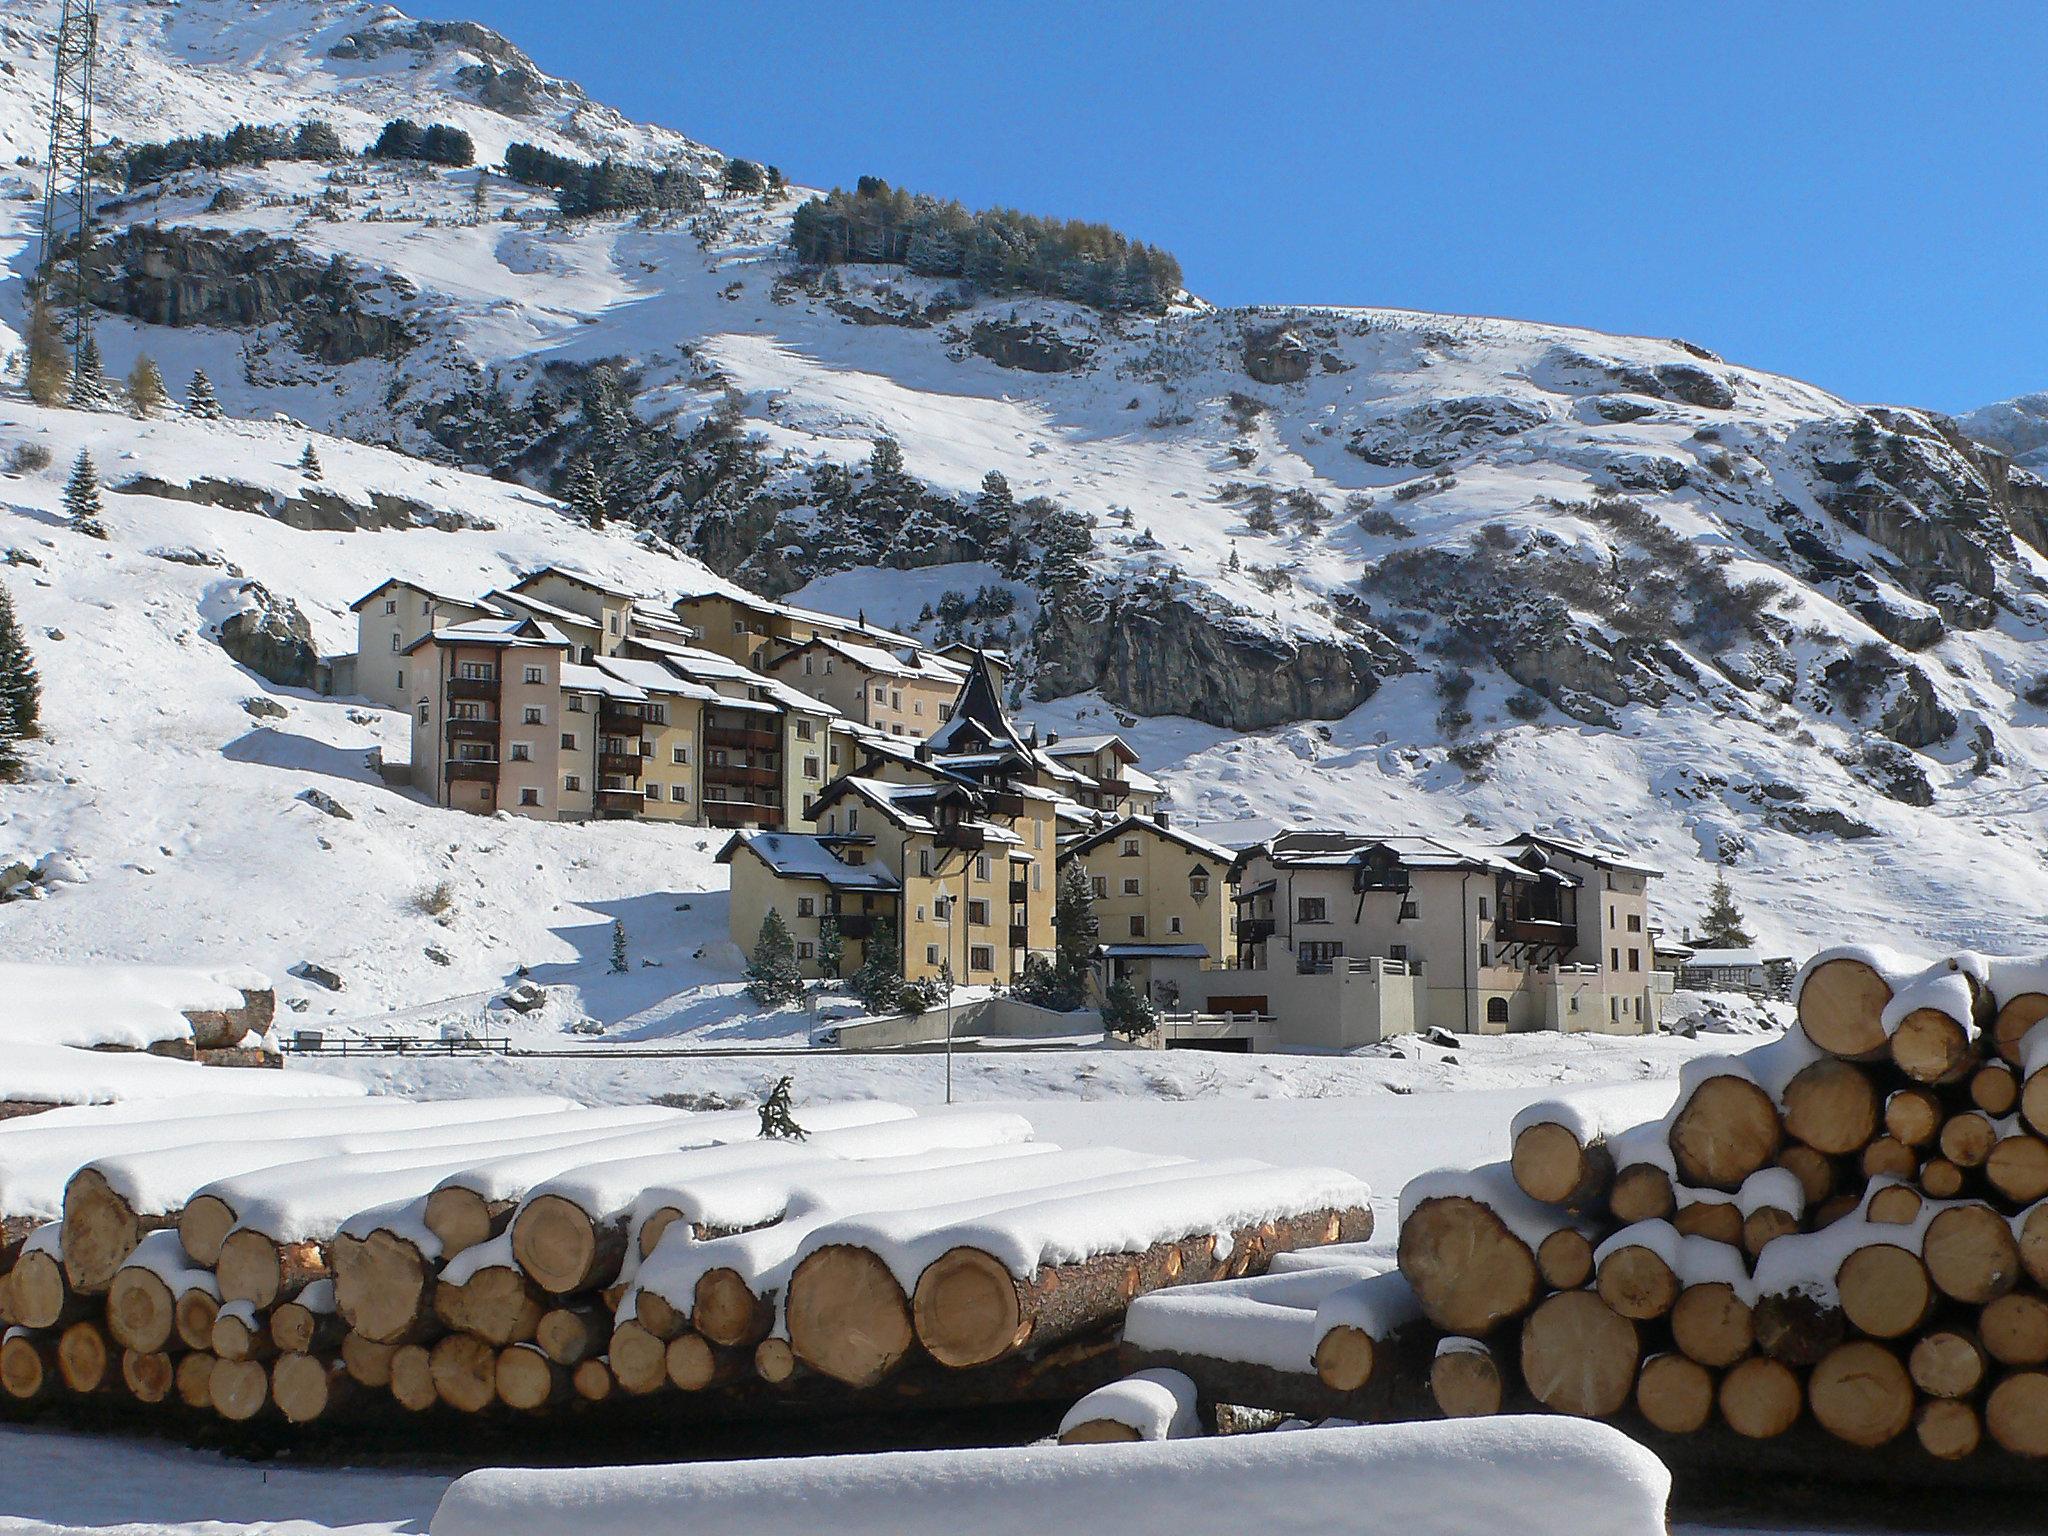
[1045,731,1059,746]
[1156,810,1169,829]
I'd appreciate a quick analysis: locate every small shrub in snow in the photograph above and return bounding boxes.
[1505,688,1546,721]
[299,442,324,480]
[8,443,52,474]
[413,880,455,918]
[610,918,629,975]
[126,354,167,418]
[745,910,805,1006]
[755,1074,807,1139]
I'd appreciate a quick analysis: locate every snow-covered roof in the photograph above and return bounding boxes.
[672,583,918,649]
[1253,832,1567,881]
[591,657,721,702]
[1046,734,1140,764]
[404,617,571,654]
[630,607,697,639]
[766,633,963,686]
[561,662,645,701]
[1064,814,1238,866]
[717,832,901,891]
[1098,943,1210,960]
[1505,832,1662,878]
[1682,948,1790,968]
[349,576,480,613]
[513,565,644,602]
[484,587,604,633]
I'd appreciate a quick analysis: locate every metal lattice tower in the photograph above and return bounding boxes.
[38,0,99,364]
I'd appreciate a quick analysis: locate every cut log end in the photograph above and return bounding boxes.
[1924,1203,2021,1305]
[1797,956,1893,1060]
[60,1167,149,1293]
[1636,1352,1714,1435]
[910,1246,1019,1371]
[1536,1228,1594,1291]
[571,1357,614,1402]
[1670,1282,1753,1369]
[1668,1075,1780,1191]
[1596,1244,1679,1322]
[421,1186,502,1258]
[1312,1324,1376,1393]
[1719,1356,1802,1439]
[693,1267,775,1350]
[1809,1341,1913,1448]
[105,1265,176,1354]
[1994,993,2048,1067]
[177,1196,236,1269]
[1510,1122,1606,1209]
[1519,1290,1637,1419]
[1608,1164,1675,1227]
[496,1345,568,1411]
[273,1352,352,1424]
[1889,1008,1973,1086]
[334,1227,434,1346]
[1060,1418,1144,1445]
[1781,1059,1879,1156]
[1909,1329,1986,1400]
[510,1193,614,1296]
[1916,1398,1982,1461]
[388,1343,437,1413]
[1837,1244,1933,1340]
[754,1337,796,1384]
[1397,1195,1540,1337]
[121,1347,175,1404]
[209,1357,270,1421]
[218,1228,327,1310]
[1987,1371,2048,1458]
[56,1320,111,1394]
[1429,1342,1504,1419]
[430,1333,497,1413]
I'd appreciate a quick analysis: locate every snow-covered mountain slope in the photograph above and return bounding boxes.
[1959,392,2048,472]
[1,0,2047,992]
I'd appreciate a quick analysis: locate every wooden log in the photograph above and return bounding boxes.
[1972,1061,2021,1117]
[495,1343,571,1411]
[176,1195,237,1269]
[1060,1419,1142,1445]
[273,1352,355,1424]
[1596,1240,1681,1321]
[1535,1228,1594,1290]
[1988,1133,2048,1208]
[1891,1007,1976,1086]
[1883,1087,1943,1149]
[1916,1397,1982,1461]
[631,1286,689,1342]
[1808,1340,1913,1447]
[637,1206,685,1259]
[1669,1074,1781,1191]
[1752,1291,1845,1368]
[174,1350,215,1411]
[1396,1195,1540,1337]
[211,1306,275,1363]
[430,1332,498,1413]
[174,1286,220,1353]
[754,1337,796,1384]
[1993,993,2048,1067]
[56,1319,112,1394]
[1923,1203,2022,1304]
[1719,1355,1803,1438]
[1866,1183,1924,1226]
[121,1347,175,1404]
[1910,1328,1988,1398]
[1774,1144,1836,1207]
[217,1229,327,1309]
[1860,1137,1918,1184]
[1427,1337,1509,1418]
[1920,1159,1966,1200]
[509,1193,632,1297]
[1781,1060,1880,1156]
[1939,1112,1997,1170]
[1813,1192,1862,1229]
[1742,1206,1800,1259]
[1981,1292,2048,1366]
[60,1167,170,1294]
[105,1264,178,1353]
[667,1332,747,1392]
[1636,1351,1715,1434]
[535,1305,611,1366]
[272,1286,344,1355]
[1670,1281,1754,1369]
[11,1247,91,1330]
[1671,1200,1743,1248]
[1608,1164,1675,1226]
[1836,1244,1934,1339]
[1986,1370,2048,1457]
[342,1332,399,1389]
[0,1332,58,1403]
[1799,955,1894,1060]
[1518,1290,1637,1418]
[608,1319,671,1396]
[2021,1202,2048,1288]
[692,1265,776,1350]
[331,1228,437,1346]
[1509,1121,1612,1211]
[432,1264,544,1347]
[571,1357,615,1403]
[209,1357,270,1421]
[389,1343,438,1413]
[422,1186,514,1260]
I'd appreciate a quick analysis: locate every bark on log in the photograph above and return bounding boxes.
[1837,1244,1934,1339]
[535,1305,610,1366]
[273,1352,355,1424]
[1981,1292,2048,1367]
[209,1357,269,1421]
[430,1333,498,1413]
[432,1265,544,1348]
[1909,1329,1987,1399]
[174,1351,215,1412]
[1924,1203,2022,1304]
[217,1229,327,1309]
[121,1346,175,1404]
[1608,1164,1675,1226]
[1518,1290,1637,1419]
[1636,1351,1714,1434]
[1916,1397,1982,1461]
[509,1194,630,1296]
[1669,1075,1781,1191]
[1509,1122,1613,1211]
[1798,956,1893,1061]
[422,1187,514,1260]
[211,1308,275,1363]
[389,1343,438,1413]
[1753,1291,1846,1368]
[1808,1340,1913,1447]
[1781,1060,1880,1156]
[60,1167,169,1294]
[331,1229,437,1346]
[495,1343,569,1411]
[176,1196,236,1269]
[105,1264,178,1353]
[1986,1371,2048,1457]
[1671,1200,1742,1248]
[1670,1282,1754,1369]
[1429,1339,1509,1418]
[272,1295,344,1355]
[1396,1196,1540,1337]
[1719,1355,1803,1439]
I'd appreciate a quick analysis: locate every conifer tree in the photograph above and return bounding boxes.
[126,354,167,417]
[64,450,107,539]
[1696,869,1755,949]
[566,461,606,528]
[851,914,901,1010]
[299,442,323,479]
[757,1075,807,1140]
[0,583,40,781]
[745,909,805,1005]
[186,368,222,420]
[69,332,107,407]
[1051,860,1100,1008]
[609,917,629,974]
[817,915,843,981]
[24,300,69,407]
[1100,976,1159,1041]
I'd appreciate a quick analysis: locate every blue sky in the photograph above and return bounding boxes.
[408,1,2045,412]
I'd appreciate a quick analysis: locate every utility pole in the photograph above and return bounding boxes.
[39,0,100,367]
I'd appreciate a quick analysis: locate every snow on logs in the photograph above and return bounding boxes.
[0,1092,1371,1434]
[1389,943,2048,1467]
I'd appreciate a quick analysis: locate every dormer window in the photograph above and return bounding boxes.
[1190,867,1210,900]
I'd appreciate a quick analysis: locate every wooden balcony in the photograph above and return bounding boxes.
[599,751,645,778]
[1094,776,1131,798]
[599,698,647,727]
[706,763,779,790]
[447,674,500,702]
[1009,924,1030,949]
[986,792,1029,820]
[831,914,878,940]
[1501,917,1574,947]
[445,717,499,743]
[1238,916,1276,945]
[706,725,780,753]
[936,822,986,852]
[704,800,782,829]
[1008,879,1029,904]
[444,758,500,783]
[595,789,643,817]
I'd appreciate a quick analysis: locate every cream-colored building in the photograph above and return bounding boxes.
[674,587,920,672]
[718,829,903,979]
[1044,734,1163,818]
[1060,814,1236,1007]
[763,635,966,740]
[404,616,575,819]
[590,657,715,822]
[349,579,499,711]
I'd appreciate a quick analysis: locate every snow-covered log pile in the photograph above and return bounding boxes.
[0,1088,1370,1435]
[0,962,277,1064]
[1385,948,2048,1464]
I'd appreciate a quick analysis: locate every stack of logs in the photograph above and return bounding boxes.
[1375,947,2048,1463]
[0,1106,1369,1436]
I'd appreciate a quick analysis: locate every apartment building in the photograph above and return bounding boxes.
[674,586,919,672]
[1059,813,1236,1008]
[404,616,575,818]
[1219,831,1664,1044]
[348,579,501,711]
[1042,734,1163,819]
[719,829,903,980]
[762,635,966,739]
[589,657,715,823]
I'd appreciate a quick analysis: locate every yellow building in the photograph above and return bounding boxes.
[590,657,716,822]
[673,586,919,672]
[1044,734,1163,818]
[717,830,902,979]
[1061,814,1237,1007]
[762,635,966,740]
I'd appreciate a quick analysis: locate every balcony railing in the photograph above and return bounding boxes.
[704,800,782,829]
[986,792,1029,820]
[706,725,780,753]
[1009,924,1030,949]
[1008,879,1029,903]
[1094,776,1131,798]
[599,751,645,778]
[1501,917,1575,946]
[706,763,779,790]
[595,789,643,817]
[831,914,878,940]
[599,698,647,726]
[1238,917,1276,945]
[936,822,986,852]
[448,674,500,702]
[444,758,500,782]
[445,717,498,742]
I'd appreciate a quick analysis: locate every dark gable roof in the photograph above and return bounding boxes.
[925,649,1027,756]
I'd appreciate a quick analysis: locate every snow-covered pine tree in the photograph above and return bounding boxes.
[851,913,901,1009]
[69,332,108,407]
[817,916,843,981]
[1052,859,1100,1006]
[566,461,607,528]
[609,917,629,974]
[24,300,68,407]
[299,442,323,479]
[186,368,222,420]
[0,582,40,780]
[1100,976,1159,1041]
[64,451,107,539]
[126,354,167,418]
[757,1075,807,1140]
[745,909,805,1005]
[1696,869,1755,949]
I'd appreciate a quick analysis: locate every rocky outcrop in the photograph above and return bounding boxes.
[116,474,479,534]
[97,226,417,366]
[1034,582,1410,729]
[1347,395,1550,470]
[213,582,318,688]
[328,17,551,75]
[1242,326,1313,386]
[968,319,1090,373]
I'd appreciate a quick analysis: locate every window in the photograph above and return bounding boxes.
[1297,896,1327,923]
[567,696,585,712]
[796,720,815,741]
[891,724,905,736]
[935,896,952,922]
[940,704,953,720]
[1190,870,1210,899]
[648,703,668,726]
[1627,913,1643,933]
[607,613,619,634]
[968,899,990,927]
[969,945,995,972]
[1628,949,1641,972]
[1611,997,1620,1022]
[383,599,397,615]
[734,620,746,634]
[561,733,577,750]
[1168,916,1182,935]
[1570,993,1580,1013]
[1122,878,1141,896]
[1032,866,1042,891]
[804,756,820,779]
[524,666,544,685]
[796,941,813,960]
[709,749,727,767]
[1487,997,1510,1025]
[1121,838,1140,857]
[803,656,814,675]
[564,775,582,792]
[390,632,402,652]
[913,701,923,716]
[1479,944,1490,967]
[797,897,816,918]
[417,704,429,726]
[673,745,689,765]
[1611,947,1620,970]
[873,687,887,703]
[1129,916,1147,938]
[644,782,660,800]
[919,849,933,878]
[890,690,902,710]
[917,906,927,923]
[421,599,432,617]
[1090,875,1107,899]
[519,788,539,806]
[1297,941,1345,973]
[510,744,531,763]
[670,785,687,802]
[925,944,941,966]
[846,809,859,833]
[1390,943,1407,962]
[641,740,654,758]
[975,855,991,881]
[1478,897,1490,920]
[524,706,544,725]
